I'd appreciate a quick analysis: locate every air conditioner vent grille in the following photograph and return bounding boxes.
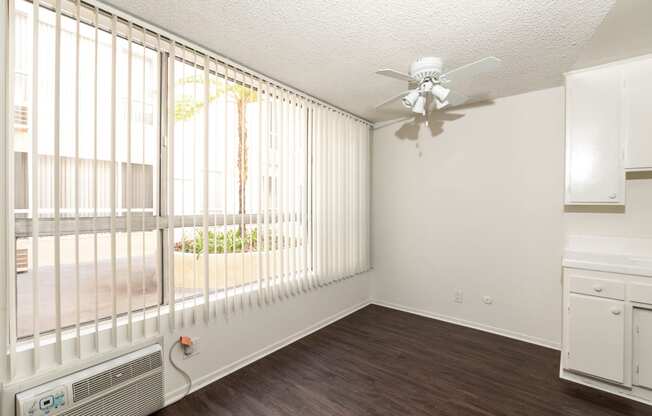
[110,363,133,384]
[72,351,162,403]
[62,372,163,416]
[72,382,89,404]
[131,356,151,378]
[150,351,162,369]
[87,373,112,398]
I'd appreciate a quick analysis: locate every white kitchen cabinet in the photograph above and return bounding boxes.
[634,308,652,390]
[566,293,625,384]
[562,243,652,405]
[624,58,652,171]
[565,65,625,205]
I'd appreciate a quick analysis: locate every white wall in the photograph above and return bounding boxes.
[161,274,370,403]
[565,173,652,238]
[371,87,567,348]
[371,85,652,349]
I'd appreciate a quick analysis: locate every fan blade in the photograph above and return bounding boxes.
[441,57,501,86]
[447,91,468,107]
[375,90,412,108]
[376,69,414,82]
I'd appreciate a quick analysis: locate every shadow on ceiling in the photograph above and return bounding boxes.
[374,97,496,142]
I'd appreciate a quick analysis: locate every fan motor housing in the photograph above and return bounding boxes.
[410,57,443,81]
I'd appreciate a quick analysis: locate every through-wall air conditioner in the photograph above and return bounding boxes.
[15,344,164,416]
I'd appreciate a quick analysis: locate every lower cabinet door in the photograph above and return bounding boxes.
[567,294,625,384]
[634,308,652,390]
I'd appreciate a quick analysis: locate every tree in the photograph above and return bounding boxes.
[175,75,258,234]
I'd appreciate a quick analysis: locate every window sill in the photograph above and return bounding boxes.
[13,276,314,353]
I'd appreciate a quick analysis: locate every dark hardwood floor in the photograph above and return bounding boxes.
[154,305,652,415]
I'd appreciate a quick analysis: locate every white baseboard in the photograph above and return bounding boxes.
[165,299,372,405]
[371,300,561,350]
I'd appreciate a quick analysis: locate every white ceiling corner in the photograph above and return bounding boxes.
[103,0,615,122]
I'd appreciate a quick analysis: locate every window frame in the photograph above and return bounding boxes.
[12,32,313,341]
[11,7,169,339]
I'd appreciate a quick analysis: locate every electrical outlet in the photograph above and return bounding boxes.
[182,337,200,359]
[454,290,463,304]
[482,296,493,305]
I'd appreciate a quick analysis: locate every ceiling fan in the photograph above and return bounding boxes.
[375,56,502,116]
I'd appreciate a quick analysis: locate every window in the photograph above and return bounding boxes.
[6,0,370,377]
[13,1,160,338]
[169,57,313,308]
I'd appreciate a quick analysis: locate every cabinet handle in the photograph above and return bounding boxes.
[609,193,617,200]
[593,285,603,292]
[611,308,622,315]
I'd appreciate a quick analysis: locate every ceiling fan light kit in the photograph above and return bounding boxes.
[435,99,449,110]
[412,96,427,115]
[402,89,421,108]
[410,56,444,81]
[431,84,451,102]
[375,56,502,118]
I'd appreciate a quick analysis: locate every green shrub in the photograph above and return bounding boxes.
[174,227,300,256]
[175,228,258,254]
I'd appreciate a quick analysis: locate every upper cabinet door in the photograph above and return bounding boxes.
[624,57,652,171]
[565,66,625,205]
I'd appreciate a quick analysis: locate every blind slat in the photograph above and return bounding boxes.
[7,0,17,380]
[202,53,210,323]
[155,33,162,332]
[191,49,198,325]
[109,13,118,348]
[282,90,289,297]
[236,69,243,309]
[92,3,100,352]
[239,69,246,307]
[73,0,81,358]
[31,0,41,371]
[211,56,219,319]
[167,41,176,331]
[290,99,298,294]
[141,25,148,338]
[179,46,187,328]
[53,0,63,365]
[222,64,230,314]
[126,20,133,343]
[256,80,263,305]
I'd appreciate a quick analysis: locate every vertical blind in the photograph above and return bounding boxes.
[4,0,371,381]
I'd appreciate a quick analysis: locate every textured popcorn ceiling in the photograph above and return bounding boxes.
[103,0,615,122]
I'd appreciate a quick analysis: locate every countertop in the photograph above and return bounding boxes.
[563,235,652,277]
